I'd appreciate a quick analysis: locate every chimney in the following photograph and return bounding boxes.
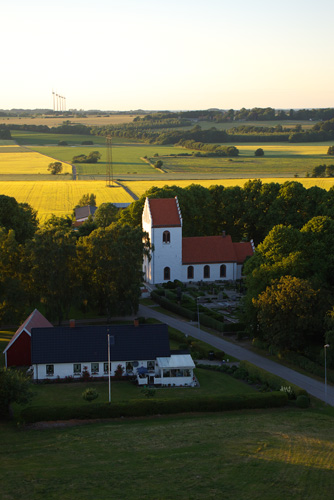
[134,318,139,327]
[70,319,75,328]
[222,231,226,238]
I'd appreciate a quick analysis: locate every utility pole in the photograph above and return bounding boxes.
[106,136,113,187]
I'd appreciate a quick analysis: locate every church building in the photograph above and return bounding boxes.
[142,197,254,285]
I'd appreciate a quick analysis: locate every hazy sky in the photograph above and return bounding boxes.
[3,0,334,111]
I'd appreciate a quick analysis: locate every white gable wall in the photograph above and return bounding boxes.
[151,227,183,283]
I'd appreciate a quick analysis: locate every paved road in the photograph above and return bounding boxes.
[138,304,334,406]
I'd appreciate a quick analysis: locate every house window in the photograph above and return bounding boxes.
[126,361,134,374]
[147,360,155,371]
[91,362,99,374]
[204,265,210,279]
[220,264,226,278]
[187,266,194,279]
[104,362,111,374]
[163,230,170,244]
[164,267,170,281]
[73,363,81,375]
[183,369,191,377]
[46,364,54,376]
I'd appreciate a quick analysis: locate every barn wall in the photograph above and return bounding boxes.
[6,331,31,367]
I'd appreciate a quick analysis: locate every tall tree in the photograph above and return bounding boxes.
[253,275,320,351]
[0,195,38,243]
[0,228,27,324]
[76,223,151,317]
[26,227,77,324]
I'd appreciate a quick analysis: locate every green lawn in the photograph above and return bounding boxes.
[1,407,334,499]
[13,368,254,416]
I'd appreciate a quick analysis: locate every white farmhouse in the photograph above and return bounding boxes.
[31,322,195,387]
[142,197,254,285]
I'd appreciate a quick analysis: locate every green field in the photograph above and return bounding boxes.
[27,140,334,180]
[183,119,320,131]
[1,407,334,499]
[158,142,332,179]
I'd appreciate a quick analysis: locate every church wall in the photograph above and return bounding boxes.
[151,227,183,283]
[180,262,237,283]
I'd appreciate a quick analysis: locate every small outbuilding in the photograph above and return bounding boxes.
[3,309,53,368]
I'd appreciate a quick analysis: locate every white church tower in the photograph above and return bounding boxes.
[142,197,183,284]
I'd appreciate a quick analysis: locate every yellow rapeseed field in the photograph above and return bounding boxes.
[0,151,72,175]
[0,181,133,221]
[123,178,334,197]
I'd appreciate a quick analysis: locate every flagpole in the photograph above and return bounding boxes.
[108,334,111,403]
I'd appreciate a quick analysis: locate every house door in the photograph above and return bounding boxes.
[149,375,154,385]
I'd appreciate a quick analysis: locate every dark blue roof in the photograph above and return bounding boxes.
[31,323,170,364]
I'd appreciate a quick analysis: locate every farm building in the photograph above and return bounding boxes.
[74,205,98,227]
[142,197,254,285]
[3,309,53,368]
[31,322,195,387]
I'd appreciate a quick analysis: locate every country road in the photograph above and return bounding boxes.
[138,304,334,406]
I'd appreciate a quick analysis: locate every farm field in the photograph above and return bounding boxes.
[30,143,191,179]
[28,140,334,180]
[182,119,320,131]
[1,408,334,499]
[159,142,333,179]
[11,130,109,146]
[0,148,72,176]
[0,181,133,221]
[0,113,138,127]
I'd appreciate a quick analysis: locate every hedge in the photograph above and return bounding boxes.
[151,291,245,334]
[151,291,197,321]
[20,392,288,423]
[281,351,334,384]
[240,361,308,398]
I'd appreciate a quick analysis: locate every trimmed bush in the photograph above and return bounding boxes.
[82,388,99,402]
[20,392,288,423]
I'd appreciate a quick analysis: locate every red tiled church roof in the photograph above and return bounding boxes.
[233,242,254,263]
[148,198,182,228]
[182,235,253,264]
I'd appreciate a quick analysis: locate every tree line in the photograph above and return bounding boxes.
[0,194,150,325]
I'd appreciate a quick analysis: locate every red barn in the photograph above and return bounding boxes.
[3,309,53,367]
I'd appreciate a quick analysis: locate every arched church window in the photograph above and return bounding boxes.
[187,266,194,279]
[220,265,226,278]
[203,265,210,279]
[163,231,170,244]
[164,267,170,281]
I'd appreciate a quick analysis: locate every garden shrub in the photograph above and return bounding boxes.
[82,388,99,402]
[296,395,310,408]
[233,368,248,380]
[240,361,308,398]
